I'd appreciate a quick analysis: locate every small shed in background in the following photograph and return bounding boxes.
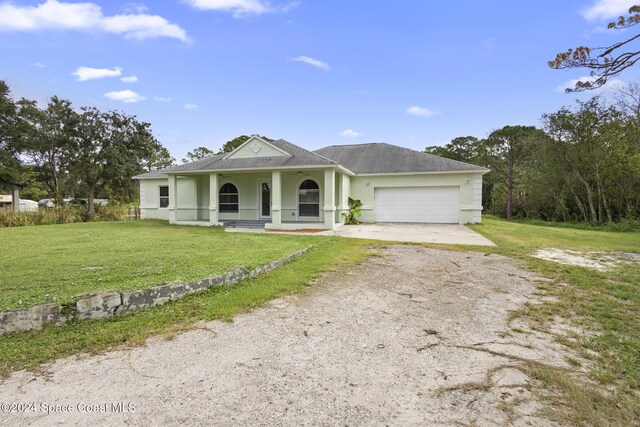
[0,195,39,212]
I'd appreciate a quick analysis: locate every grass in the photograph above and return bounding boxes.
[0,234,379,375]
[468,217,640,426]
[509,216,640,233]
[0,220,320,311]
[471,215,640,252]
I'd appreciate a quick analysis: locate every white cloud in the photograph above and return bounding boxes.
[0,0,189,42]
[185,0,298,17]
[555,76,626,92]
[581,0,636,21]
[153,96,172,102]
[185,0,269,17]
[606,79,626,89]
[72,66,122,81]
[184,103,199,110]
[123,3,149,14]
[339,129,363,138]
[406,106,439,117]
[33,62,46,68]
[121,75,138,83]
[104,89,146,103]
[291,56,330,71]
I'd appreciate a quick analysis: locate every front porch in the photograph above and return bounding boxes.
[167,168,350,230]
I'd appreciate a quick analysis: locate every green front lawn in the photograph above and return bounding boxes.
[469,217,640,426]
[0,220,320,311]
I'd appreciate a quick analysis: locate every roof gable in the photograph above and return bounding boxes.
[224,135,290,160]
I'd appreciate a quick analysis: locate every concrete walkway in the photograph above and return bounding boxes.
[226,223,495,246]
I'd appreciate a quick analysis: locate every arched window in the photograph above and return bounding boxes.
[298,179,320,217]
[219,183,239,213]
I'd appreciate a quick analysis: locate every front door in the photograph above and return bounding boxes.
[259,180,271,219]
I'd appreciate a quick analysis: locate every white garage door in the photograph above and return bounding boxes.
[374,186,460,223]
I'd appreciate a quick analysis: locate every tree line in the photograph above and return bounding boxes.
[0,79,276,216]
[426,90,640,224]
[0,80,174,215]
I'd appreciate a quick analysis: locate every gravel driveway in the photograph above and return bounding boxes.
[0,246,570,426]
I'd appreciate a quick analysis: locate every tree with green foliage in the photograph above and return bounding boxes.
[0,81,23,194]
[425,136,480,162]
[542,97,637,223]
[142,145,174,172]
[70,107,168,216]
[19,96,79,205]
[104,112,169,205]
[182,146,214,163]
[549,5,640,91]
[430,96,640,224]
[481,126,546,221]
[0,80,177,215]
[68,107,108,216]
[217,135,273,154]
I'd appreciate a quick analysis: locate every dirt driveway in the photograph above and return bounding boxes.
[0,246,569,426]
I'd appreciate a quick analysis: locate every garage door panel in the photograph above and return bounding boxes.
[374,187,459,223]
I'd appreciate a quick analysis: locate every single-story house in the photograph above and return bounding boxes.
[134,135,489,230]
[0,195,38,212]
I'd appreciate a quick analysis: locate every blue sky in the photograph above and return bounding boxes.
[1,0,639,160]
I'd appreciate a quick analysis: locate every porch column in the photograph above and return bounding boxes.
[168,174,177,224]
[271,170,282,226]
[324,169,336,229]
[339,173,350,223]
[209,173,221,226]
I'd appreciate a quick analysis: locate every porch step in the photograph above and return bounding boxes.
[222,220,268,229]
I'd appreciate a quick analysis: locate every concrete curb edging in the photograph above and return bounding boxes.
[0,246,312,336]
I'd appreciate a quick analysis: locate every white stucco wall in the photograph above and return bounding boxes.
[140,177,203,221]
[138,171,483,225]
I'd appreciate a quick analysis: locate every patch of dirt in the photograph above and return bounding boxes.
[0,246,571,426]
[532,248,634,271]
[614,251,640,263]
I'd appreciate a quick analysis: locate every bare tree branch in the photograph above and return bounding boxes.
[549,5,640,92]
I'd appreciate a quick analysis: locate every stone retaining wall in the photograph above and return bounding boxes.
[0,246,311,336]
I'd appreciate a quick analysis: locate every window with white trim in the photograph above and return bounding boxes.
[219,183,239,213]
[298,179,320,217]
[159,186,169,208]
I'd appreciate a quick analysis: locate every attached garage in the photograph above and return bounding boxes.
[374,186,460,224]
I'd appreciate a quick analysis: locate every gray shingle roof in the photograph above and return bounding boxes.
[133,170,170,179]
[314,143,487,174]
[134,140,487,179]
[133,153,230,179]
[168,139,335,173]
